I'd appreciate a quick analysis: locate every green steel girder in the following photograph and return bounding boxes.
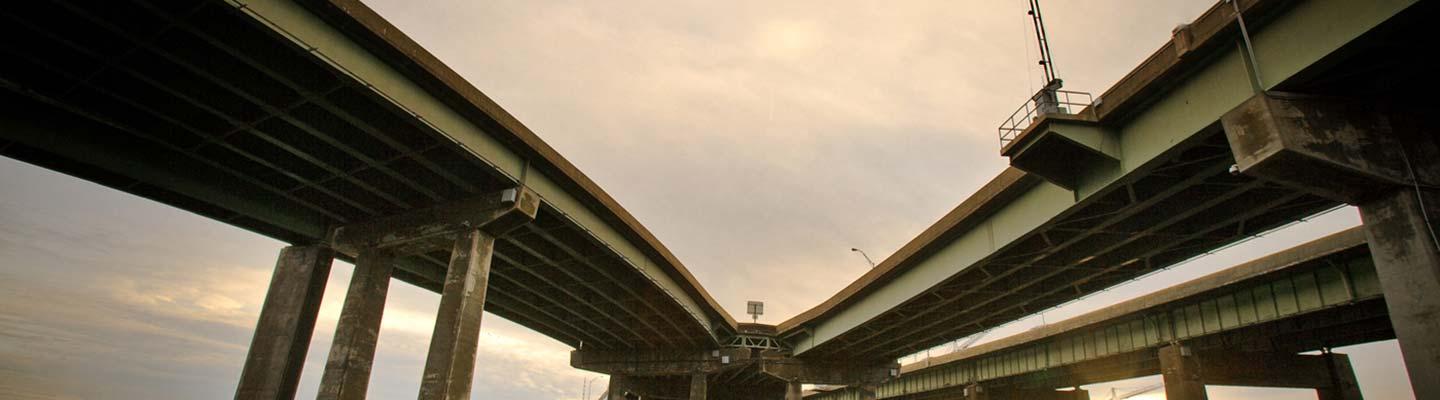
[807,228,1383,400]
[787,0,1418,358]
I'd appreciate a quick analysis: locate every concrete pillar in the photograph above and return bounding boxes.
[607,375,629,400]
[784,380,802,400]
[235,245,334,400]
[689,373,707,400]
[1221,93,1439,398]
[1318,353,1363,400]
[1159,345,1207,400]
[418,230,496,400]
[964,384,987,400]
[1358,190,1440,399]
[316,249,394,400]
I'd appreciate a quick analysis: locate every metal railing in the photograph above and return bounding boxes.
[996,89,1093,148]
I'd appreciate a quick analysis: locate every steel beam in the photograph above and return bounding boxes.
[523,224,700,347]
[571,348,751,376]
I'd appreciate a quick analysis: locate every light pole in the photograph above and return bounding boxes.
[851,248,876,268]
[582,376,601,400]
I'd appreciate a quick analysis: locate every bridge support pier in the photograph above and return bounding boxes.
[1357,190,1440,399]
[964,384,985,400]
[1223,92,1439,398]
[690,373,707,400]
[1159,344,1363,400]
[784,380,802,400]
[418,230,496,400]
[607,375,632,400]
[316,249,395,400]
[235,245,334,400]
[1159,345,1207,400]
[312,187,537,400]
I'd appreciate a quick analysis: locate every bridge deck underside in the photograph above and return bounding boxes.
[803,233,1394,400]
[0,0,711,350]
[805,131,1338,362]
[890,299,1394,400]
[804,0,1435,363]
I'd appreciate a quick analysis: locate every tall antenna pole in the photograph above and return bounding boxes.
[1027,0,1058,85]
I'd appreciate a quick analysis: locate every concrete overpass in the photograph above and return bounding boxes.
[808,227,1385,400]
[3,0,1438,399]
[779,0,1438,397]
[0,0,739,398]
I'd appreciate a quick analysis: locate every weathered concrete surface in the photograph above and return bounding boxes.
[1221,90,1440,398]
[1159,345,1207,400]
[418,230,496,400]
[1221,92,1434,203]
[316,249,394,400]
[1360,190,1440,400]
[235,245,334,400]
[690,373,707,400]
[331,188,538,257]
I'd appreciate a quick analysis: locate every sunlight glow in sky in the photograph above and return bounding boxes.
[0,1,1418,399]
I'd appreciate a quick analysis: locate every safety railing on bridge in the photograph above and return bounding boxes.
[996,88,1093,148]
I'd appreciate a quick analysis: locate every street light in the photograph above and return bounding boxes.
[851,248,876,268]
[582,376,601,400]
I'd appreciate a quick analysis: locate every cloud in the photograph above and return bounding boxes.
[0,1,1418,400]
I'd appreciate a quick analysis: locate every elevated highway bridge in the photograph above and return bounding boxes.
[1,0,1437,399]
[809,228,1386,400]
[0,0,739,398]
[779,0,1439,398]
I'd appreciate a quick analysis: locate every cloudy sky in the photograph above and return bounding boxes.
[0,0,1416,399]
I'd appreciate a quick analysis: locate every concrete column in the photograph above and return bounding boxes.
[1318,353,1363,400]
[964,384,987,400]
[1221,93,1439,398]
[784,380,802,400]
[1159,345,1206,400]
[1358,189,1440,399]
[607,375,629,400]
[316,249,394,400]
[235,245,334,400]
[689,373,707,400]
[418,230,496,400]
